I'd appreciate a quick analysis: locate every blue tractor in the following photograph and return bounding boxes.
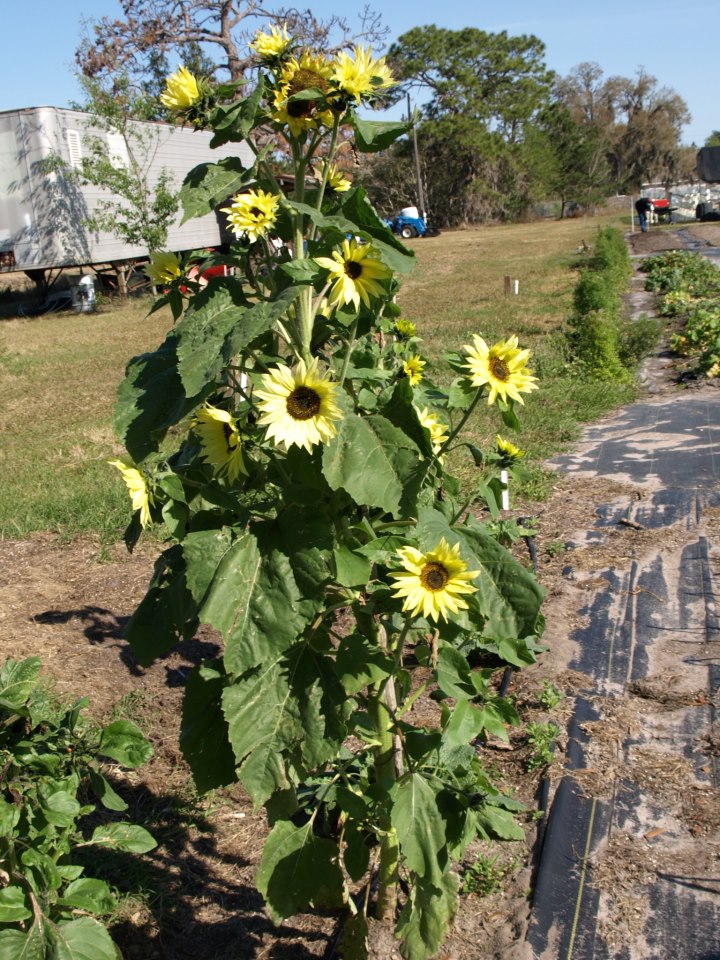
[384,206,439,239]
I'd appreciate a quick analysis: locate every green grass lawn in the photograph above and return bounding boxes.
[0,213,636,542]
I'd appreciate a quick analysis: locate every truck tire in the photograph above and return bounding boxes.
[400,225,418,239]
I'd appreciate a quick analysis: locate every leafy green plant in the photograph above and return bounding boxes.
[566,226,635,381]
[0,657,156,960]
[460,853,518,897]
[107,42,547,960]
[525,721,559,770]
[538,680,563,710]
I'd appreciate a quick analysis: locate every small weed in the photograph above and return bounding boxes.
[545,540,566,558]
[538,680,563,710]
[461,853,517,897]
[525,721,559,771]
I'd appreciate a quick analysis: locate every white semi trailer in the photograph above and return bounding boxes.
[0,105,252,295]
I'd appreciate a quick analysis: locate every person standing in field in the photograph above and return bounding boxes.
[635,196,653,233]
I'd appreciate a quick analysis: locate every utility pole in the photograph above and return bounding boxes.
[407,94,426,221]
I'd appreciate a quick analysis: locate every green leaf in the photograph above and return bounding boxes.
[391,773,447,887]
[50,917,121,960]
[87,771,128,813]
[0,924,44,960]
[57,879,116,915]
[447,378,476,410]
[114,332,212,462]
[256,820,344,923]
[0,797,20,833]
[343,821,371,882]
[89,823,156,853]
[475,805,525,842]
[442,700,484,750]
[0,889,32,924]
[180,661,237,794]
[340,189,417,274]
[396,873,458,960]
[0,657,41,711]
[180,156,254,223]
[333,545,372,588]
[209,81,265,147]
[435,645,477,701]
[21,849,61,893]
[98,720,153,769]
[351,116,411,153]
[278,259,324,283]
[41,790,81,828]
[194,531,308,677]
[323,414,423,518]
[223,645,345,807]
[335,633,394,695]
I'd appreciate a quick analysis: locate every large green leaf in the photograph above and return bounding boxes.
[194,531,308,676]
[415,509,545,639]
[57,879,116,916]
[180,156,254,223]
[391,774,447,887]
[0,657,41,712]
[209,80,265,147]
[174,278,248,396]
[49,917,121,960]
[40,791,80,828]
[223,645,345,807]
[256,820,344,922]
[98,720,153,769]
[89,823,156,854]
[323,414,423,518]
[0,889,32,924]
[180,661,237,794]
[351,116,411,153]
[335,633,394,695]
[114,332,212,462]
[0,924,43,960]
[396,873,458,960]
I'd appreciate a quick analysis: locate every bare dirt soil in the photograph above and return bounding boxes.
[2,224,717,960]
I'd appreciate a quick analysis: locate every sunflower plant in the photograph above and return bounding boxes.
[112,31,545,960]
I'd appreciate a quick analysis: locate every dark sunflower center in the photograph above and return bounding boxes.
[345,260,363,280]
[222,422,238,452]
[287,70,328,118]
[249,207,262,218]
[420,562,449,592]
[286,386,321,421]
[489,357,510,381]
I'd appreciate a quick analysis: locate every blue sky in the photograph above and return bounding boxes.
[1,0,716,145]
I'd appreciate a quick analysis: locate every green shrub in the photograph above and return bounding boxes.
[619,314,662,367]
[0,657,156,958]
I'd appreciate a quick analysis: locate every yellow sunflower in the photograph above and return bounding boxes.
[272,51,335,136]
[318,161,352,193]
[193,405,248,481]
[403,355,426,386]
[221,189,281,244]
[108,458,154,528]
[145,251,182,285]
[389,538,480,622]
[496,434,524,466]
[331,46,395,103]
[160,66,201,111]
[416,406,449,454]
[255,358,343,451]
[250,22,291,60]
[394,318,417,340]
[315,239,391,310]
[463,334,538,406]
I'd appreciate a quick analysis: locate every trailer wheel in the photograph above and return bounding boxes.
[400,225,418,239]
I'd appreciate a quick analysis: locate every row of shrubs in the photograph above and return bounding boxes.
[567,226,660,380]
[641,249,720,378]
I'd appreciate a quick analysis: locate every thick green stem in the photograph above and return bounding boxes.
[369,688,400,921]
